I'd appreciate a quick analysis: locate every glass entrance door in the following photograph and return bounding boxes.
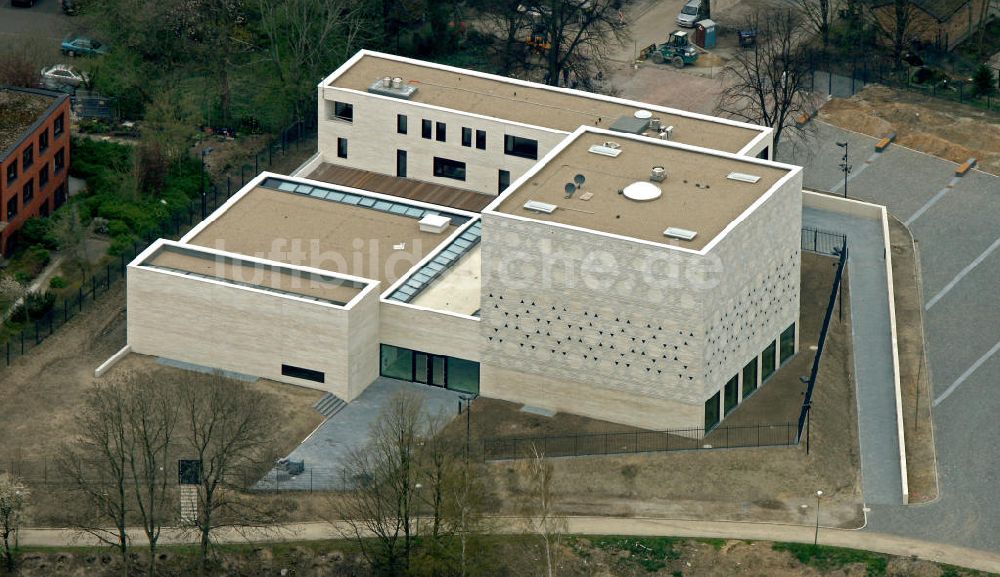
[413,352,447,387]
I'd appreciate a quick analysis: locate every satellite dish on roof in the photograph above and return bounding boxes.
[574,174,586,188]
[564,183,576,198]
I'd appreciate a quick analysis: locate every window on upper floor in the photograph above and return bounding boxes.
[504,135,538,159]
[397,114,407,134]
[22,144,34,170]
[461,127,472,147]
[38,162,49,189]
[54,148,65,173]
[53,113,64,137]
[333,101,353,122]
[433,157,466,181]
[22,178,34,206]
[422,119,432,139]
[38,127,49,152]
[476,129,487,150]
[337,137,348,159]
[5,161,16,185]
[435,121,446,142]
[6,196,17,221]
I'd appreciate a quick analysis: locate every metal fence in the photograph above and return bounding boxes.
[0,112,318,369]
[481,423,797,461]
[802,226,848,256]
[796,235,849,452]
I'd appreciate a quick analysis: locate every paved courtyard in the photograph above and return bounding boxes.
[782,122,1000,552]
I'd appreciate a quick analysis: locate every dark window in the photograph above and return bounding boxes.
[38,163,49,189]
[281,363,325,383]
[724,374,739,415]
[435,121,446,142]
[5,161,16,184]
[54,182,67,209]
[54,148,65,173]
[476,129,486,150]
[780,323,796,364]
[761,340,777,382]
[380,344,413,381]
[333,101,353,122]
[22,144,34,170]
[504,135,538,159]
[54,113,64,137]
[498,169,510,194]
[38,127,49,152]
[422,119,432,139]
[704,391,721,432]
[433,157,466,181]
[447,356,480,394]
[22,179,34,206]
[397,114,407,134]
[742,357,758,399]
[337,137,348,158]
[756,147,769,160]
[396,149,407,178]
[6,196,17,221]
[461,127,472,147]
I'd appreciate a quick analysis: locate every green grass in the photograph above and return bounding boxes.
[773,542,888,577]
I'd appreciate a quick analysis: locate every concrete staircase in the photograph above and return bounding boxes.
[312,393,347,419]
[179,485,198,524]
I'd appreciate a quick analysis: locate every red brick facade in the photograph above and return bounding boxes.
[0,88,71,256]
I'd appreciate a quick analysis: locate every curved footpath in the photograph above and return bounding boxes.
[18,516,1000,573]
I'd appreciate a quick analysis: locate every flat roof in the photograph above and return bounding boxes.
[0,87,59,158]
[186,181,466,286]
[492,131,792,250]
[328,52,765,154]
[143,244,366,306]
[409,245,481,316]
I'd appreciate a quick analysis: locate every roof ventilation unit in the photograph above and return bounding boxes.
[368,76,418,100]
[650,166,666,182]
[588,142,622,157]
[658,125,674,140]
[418,214,452,233]
[727,172,761,183]
[663,227,697,241]
[623,181,662,201]
[524,200,558,214]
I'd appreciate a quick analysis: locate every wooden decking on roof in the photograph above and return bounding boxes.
[309,163,493,213]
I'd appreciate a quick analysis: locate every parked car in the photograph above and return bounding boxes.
[676,0,707,28]
[10,0,37,7]
[60,35,109,57]
[40,64,90,92]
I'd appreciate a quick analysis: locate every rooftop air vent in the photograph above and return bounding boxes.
[588,142,622,157]
[623,181,662,201]
[418,214,452,233]
[650,166,666,182]
[611,115,649,135]
[727,172,761,183]
[663,227,697,241]
[524,200,557,214]
[658,125,674,140]
[634,110,653,119]
[368,76,418,100]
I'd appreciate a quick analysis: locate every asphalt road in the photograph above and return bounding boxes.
[0,0,73,60]
[781,122,1000,553]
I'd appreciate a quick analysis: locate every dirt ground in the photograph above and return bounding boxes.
[887,217,938,504]
[464,252,863,528]
[12,536,991,577]
[820,85,1000,175]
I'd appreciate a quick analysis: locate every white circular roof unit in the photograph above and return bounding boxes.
[633,109,653,119]
[622,181,662,201]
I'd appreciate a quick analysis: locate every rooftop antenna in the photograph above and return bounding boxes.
[574,174,586,188]
[564,182,576,198]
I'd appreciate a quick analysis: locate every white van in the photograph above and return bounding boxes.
[676,0,707,28]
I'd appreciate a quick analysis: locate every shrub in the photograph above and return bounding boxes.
[972,63,997,97]
[49,276,67,289]
[19,217,58,250]
[9,291,56,322]
[29,246,51,268]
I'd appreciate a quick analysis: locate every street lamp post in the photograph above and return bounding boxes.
[836,142,851,198]
[814,490,824,546]
[200,147,214,219]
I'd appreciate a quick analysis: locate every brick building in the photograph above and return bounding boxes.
[0,87,71,256]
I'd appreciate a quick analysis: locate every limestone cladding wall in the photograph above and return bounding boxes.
[480,214,712,406]
[700,173,802,393]
[481,365,703,432]
[346,287,381,400]
[379,301,481,361]
[318,87,568,196]
[126,265,378,400]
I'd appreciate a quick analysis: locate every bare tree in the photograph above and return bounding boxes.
[178,372,280,575]
[796,0,833,48]
[0,474,29,573]
[715,11,814,160]
[0,39,49,87]
[477,0,537,76]
[864,0,926,68]
[336,391,424,576]
[518,446,565,577]
[58,382,133,577]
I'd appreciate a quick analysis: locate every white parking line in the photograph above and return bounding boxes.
[934,339,1000,407]
[925,237,1000,310]
[904,176,962,226]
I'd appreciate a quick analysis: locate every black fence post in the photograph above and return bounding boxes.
[63,300,68,324]
[106,264,111,289]
[48,312,53,336]
[34,320,40,345]
[227,176,232,198]
[20,330,25,355]
[77,287,83,311]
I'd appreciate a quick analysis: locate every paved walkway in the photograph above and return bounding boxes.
[17,517,1000,573]
[257,377,464,491]
[802,207,903,506]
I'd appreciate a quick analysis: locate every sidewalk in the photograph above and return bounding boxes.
[17,516,1000,573]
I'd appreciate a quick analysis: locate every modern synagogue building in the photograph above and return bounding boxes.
[126,50,802,433]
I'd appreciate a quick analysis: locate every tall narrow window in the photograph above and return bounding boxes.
[761,340,777,382]
[22,144,34,169]
[5,161,16,184]
[476,129,486,150]
[396,150,407,178]
[53,113,64,137]
[433,157,465,181]
[435,121,446,142]
[704,391,721,432]
[38,162,49,189]
[38,127,49,152]
[421,119,432,139]
[337,137,348,159]
[6,196,17,221]
[504,135,538,159]
[54,148,65,173]
[461,127,472,147]
[742,357,758,399]
[724,374,739,415]
[22,178,34,206]
[333,101,353,122]
[397,114,407,134]
[498,169,510,194]
[780,323,796,364]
